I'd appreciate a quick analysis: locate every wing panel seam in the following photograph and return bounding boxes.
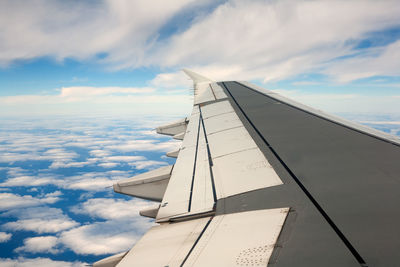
[180,216,213,267]
[199,107,218,204]
[188,115,202,212]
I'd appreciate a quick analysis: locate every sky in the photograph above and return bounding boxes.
[0,0,400,266]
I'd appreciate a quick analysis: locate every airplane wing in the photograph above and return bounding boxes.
[94,70,400,267]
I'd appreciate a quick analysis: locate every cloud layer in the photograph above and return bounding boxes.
[1,0,400,83]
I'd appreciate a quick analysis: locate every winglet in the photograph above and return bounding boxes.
[183,69,213,84]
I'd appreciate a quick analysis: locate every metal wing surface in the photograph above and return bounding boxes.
[94,70,400,267]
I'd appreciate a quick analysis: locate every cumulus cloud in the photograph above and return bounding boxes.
[16,236,60,254]
[0,193,61,211]
[59,219,152,255]
[97,162,119,168]
[0,169,133,192]
[71,198,153,220]
[0,148,78,164]
[61,198,154,255]
[0,175,55,187]
[60,86,155,98]
[0,92,192,116]
[89,149,112,157]
[129,160,168,170]
[103,156,146,162]
[3,207,79,234]
[109,139,180,152]
[4,219,78,234]
[63,174,117,191]
[151,71,193,89]
[0,257,85,267]
[0,232,12,243]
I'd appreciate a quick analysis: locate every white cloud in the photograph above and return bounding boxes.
[0,232,12,243]
[49,161,92,169]
[60,86,154,98]
[0,257,85,267]
[98,162,120,168]
[0,169,134,192]
[0,193,60,211]
[89,149,112,157]
[3,207,79,234]
[0,0,196,67]
[0,148,78,164]
[16,236,60,254]
[71,198,153,220]
[0,0,399,95]
[61,172,123,191]
[62,198,154,255]
[64,177,115,191]
[152,0,400,82]
[129,160,168,170]
[4,219,78,234]
[322,40,400,82]
[109,139,180,152]
[103,155,146,162]
[0,91,192,116]
[151,71,193,89]
[59,219,152,255]
[0,175,55,187]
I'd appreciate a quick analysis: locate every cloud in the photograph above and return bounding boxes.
[16,236,60,254]
[109,139,180,152]
[102,156,146,162]
[151,0,400,82]
[0,257,85,267]
[49,161,92,169]
[63,176,116,191]
[0,175,56,187]
[0,0,399,88]
[89,149,112,157]
[0,193,61,211]
[60,86,155,98]
[0,91,192,116]
[0,0,196,67]
[322,40,400,82]
[97,162,119,168]
[71,198,153,220]
[4,219,78,234]
[59,219,152,255]
[3,207,79,234]
[129,160,168,170]
[0,169,134,192]
[0,232,12,243]
[62,198,154,255]
[151,71,193,89]
[0,148,78,164]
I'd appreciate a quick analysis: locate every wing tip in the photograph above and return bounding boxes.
[182,69,213,84]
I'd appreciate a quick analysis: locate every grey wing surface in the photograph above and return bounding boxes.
[94,70,400,267]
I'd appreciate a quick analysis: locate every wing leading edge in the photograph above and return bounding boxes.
[94,70,400,267]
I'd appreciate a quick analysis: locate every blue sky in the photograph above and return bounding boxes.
[0,0,400,266]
